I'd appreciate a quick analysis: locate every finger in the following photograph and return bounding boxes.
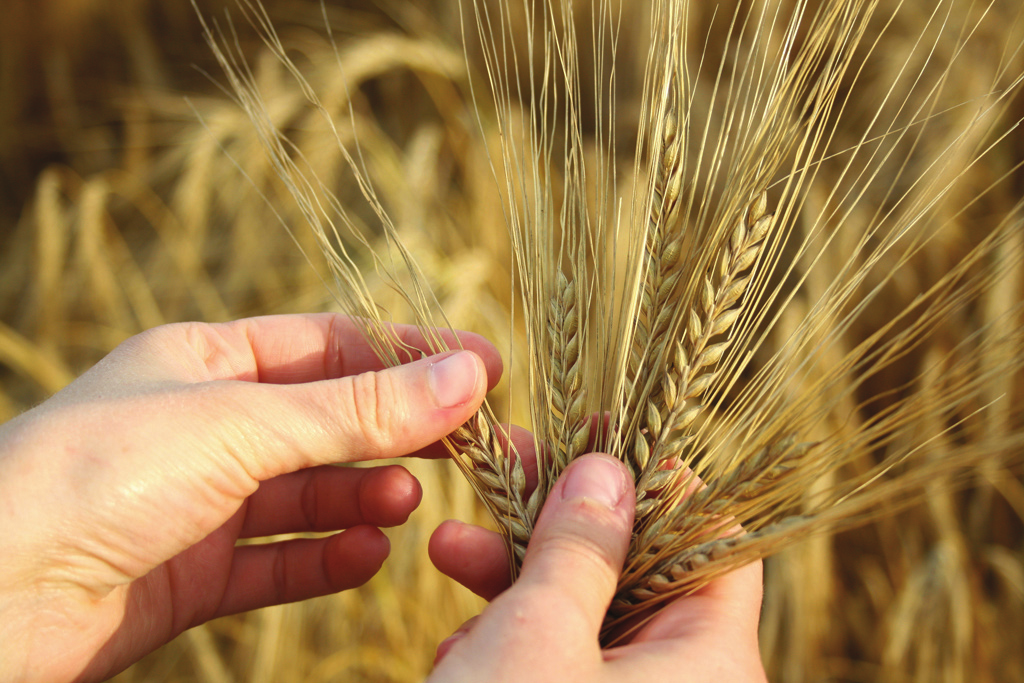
[411,423,536,468]
[513,454,634,638]
[429,520,511,600]
[212,349,489,477]
[604,560,767,681]
[630,559,764,644]
[109,313,503,388]
[434,616,479,666]
[213,525,389,618]
[240,465,422,538]
[427,425,537,598]
[494,424,540,492]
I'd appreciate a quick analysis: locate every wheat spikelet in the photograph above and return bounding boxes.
[545,271,591,485]
[625,107,687,431]
[467,0,1024,630]
[631,191,775,524]
[448,409,533,562]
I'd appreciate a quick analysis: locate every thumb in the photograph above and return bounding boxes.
[515,454,635,638]
[213,350,488,479]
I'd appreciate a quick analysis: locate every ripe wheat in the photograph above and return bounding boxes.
[200,0,1024,638]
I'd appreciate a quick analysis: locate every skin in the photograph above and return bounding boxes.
[0,313,766,683]
[427,455,767,682]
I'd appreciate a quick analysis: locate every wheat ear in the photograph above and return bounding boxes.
[631,191,775,521]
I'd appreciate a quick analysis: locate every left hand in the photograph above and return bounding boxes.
[0,313,501,683]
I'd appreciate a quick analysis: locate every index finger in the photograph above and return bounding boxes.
[113,313,504,386]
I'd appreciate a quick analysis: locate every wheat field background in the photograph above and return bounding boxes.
[1,0,1023,681]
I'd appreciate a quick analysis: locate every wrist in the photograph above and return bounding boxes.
[0,583,46,683]
[0,580,123,683]
[0,496,111,683]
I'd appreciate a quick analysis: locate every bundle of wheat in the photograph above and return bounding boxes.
[200,0,1024,646]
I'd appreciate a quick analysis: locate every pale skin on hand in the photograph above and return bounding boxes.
[0,313,766,683]
[0,313,500,682]
[427,454,768,683]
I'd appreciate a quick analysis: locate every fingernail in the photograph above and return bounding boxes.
[562,456,627,510]
[428,351,480,408]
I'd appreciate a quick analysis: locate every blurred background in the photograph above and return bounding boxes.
[1,1,1023,681]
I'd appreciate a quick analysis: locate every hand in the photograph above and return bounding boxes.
[0,313,501,683]
[427,454,768,682]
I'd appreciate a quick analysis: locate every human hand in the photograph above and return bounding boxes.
[0,313,501,683]
[427,454,767,682]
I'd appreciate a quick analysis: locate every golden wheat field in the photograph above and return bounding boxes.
[2,0,1024,681]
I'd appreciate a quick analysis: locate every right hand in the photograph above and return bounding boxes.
[427,454,768,682]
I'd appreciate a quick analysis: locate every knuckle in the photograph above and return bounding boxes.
[138,321,239,379]
[323,315,348,379]
[346,370,399,457]
[495,583,591,646]
[543,528,620,580]
[300,473,322,531]
[506,583,566,616]
[271,545,290,602]
[109,324,176,365]
[530,504,626,584]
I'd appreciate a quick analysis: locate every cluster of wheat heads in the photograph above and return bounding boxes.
[201,0,1024,641]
